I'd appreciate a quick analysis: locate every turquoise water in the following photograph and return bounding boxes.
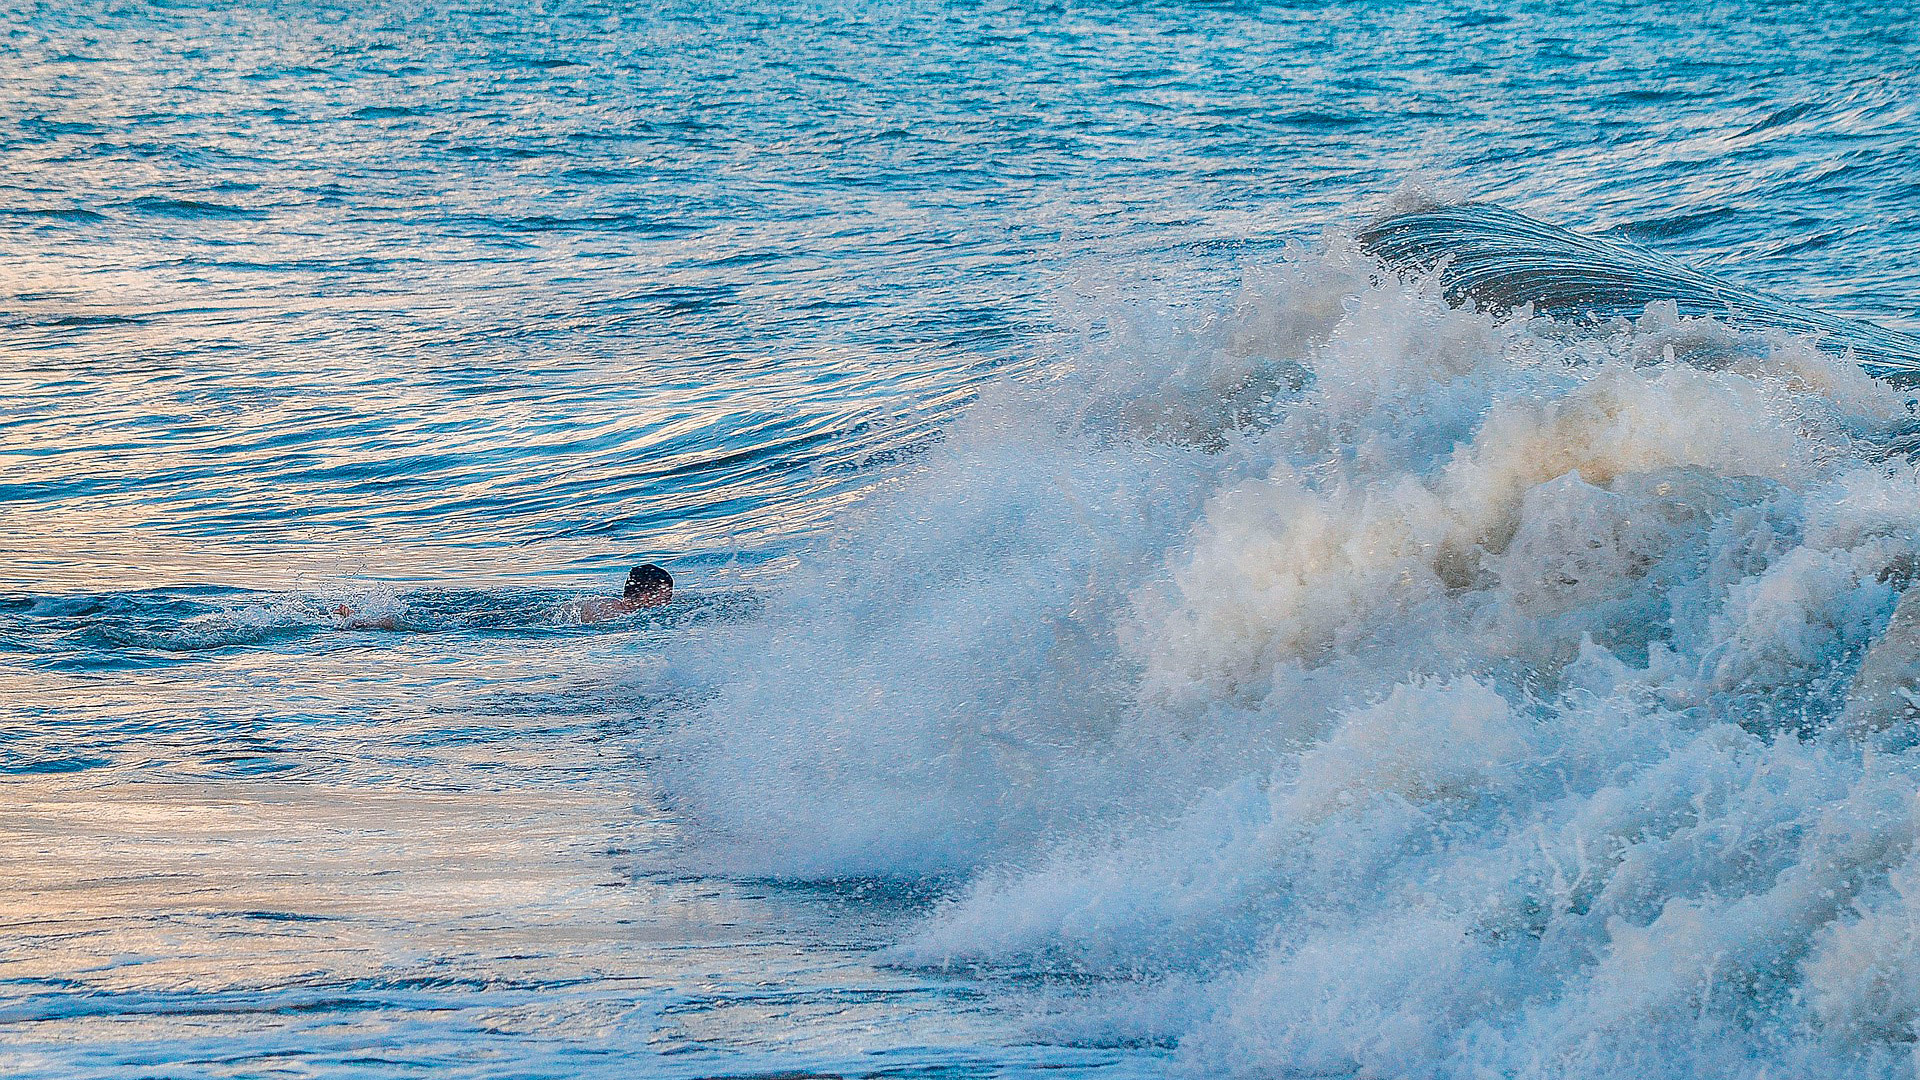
[5,3,1920,1078]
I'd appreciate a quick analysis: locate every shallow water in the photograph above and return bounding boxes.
[5,2,1920,1078]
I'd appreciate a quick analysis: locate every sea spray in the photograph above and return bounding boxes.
[663,236,1920,1078]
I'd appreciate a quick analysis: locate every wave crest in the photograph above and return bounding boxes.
[663,231,1920,1078]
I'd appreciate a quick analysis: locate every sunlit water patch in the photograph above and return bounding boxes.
[1,588,1163,1078]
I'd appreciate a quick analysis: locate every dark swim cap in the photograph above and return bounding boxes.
[625,563,673,598]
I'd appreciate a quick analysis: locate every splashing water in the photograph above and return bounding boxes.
[663,238,1920,1079]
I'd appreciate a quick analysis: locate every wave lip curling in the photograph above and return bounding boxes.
[1359,201,1920,383]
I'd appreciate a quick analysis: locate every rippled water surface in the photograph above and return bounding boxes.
[5,2,1920,1077]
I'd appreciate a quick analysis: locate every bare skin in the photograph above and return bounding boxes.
[330,604,397,631]
[330,599,397,626]
[577,583,671,623]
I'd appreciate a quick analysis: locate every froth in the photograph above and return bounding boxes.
[661,236,1920,1077]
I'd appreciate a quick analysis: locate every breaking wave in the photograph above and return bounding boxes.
[1360,202,1920,382]
[661,214,1920,1078]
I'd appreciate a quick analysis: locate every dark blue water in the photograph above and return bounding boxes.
[5,2,1920,1078]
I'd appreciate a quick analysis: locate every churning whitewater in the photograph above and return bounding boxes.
[663,228,1920,1079]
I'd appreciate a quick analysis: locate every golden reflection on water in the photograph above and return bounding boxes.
[0,619,1029,1074]
[0,763,1002,1069]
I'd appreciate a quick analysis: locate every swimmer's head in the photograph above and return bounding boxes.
[625,564,673,607]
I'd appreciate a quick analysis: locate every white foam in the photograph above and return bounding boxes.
[662,237,1920,1077]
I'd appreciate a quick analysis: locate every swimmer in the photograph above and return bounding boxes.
[329,604,397,631]
[578,564,673,622]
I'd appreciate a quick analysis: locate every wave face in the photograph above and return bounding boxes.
[665,241,1920,1079]
[1360,203,1920,382]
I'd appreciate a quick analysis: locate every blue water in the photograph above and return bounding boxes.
[5,2,1920,1078]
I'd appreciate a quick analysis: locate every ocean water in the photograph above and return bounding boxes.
[5,2,1920,1077]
